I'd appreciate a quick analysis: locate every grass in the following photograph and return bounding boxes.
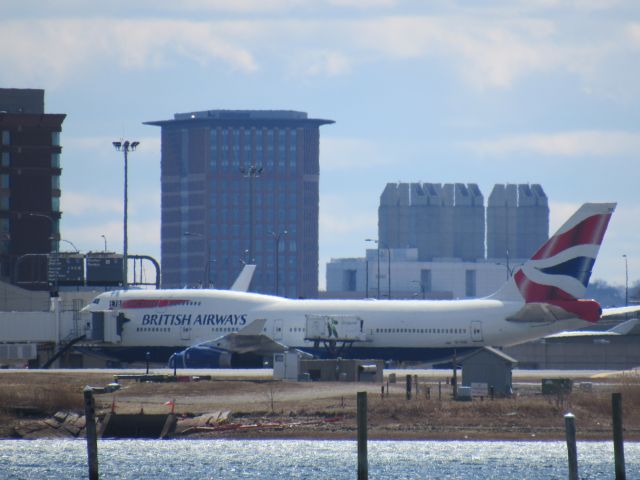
[0,383,84,416]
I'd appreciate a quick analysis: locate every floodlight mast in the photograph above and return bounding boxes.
[113,139,139,289]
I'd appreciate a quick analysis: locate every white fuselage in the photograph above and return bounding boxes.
[87,288,590,356]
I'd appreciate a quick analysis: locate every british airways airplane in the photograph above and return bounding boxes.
[83,203,635,367]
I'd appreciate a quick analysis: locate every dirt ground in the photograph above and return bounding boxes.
[1,369,639,441]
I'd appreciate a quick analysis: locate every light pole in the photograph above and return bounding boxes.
[365,238,380,299]
[61,239,79,253]
[184,231,211,288]
[240,164,263,265]
[270,230,287,296]
[112,139,140,289]
[387,247,391,299]
[101,234,107,253]
[623,254,628,306]
[27,213,58,295]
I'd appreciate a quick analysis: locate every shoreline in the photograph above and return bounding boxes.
[2,369,639,442]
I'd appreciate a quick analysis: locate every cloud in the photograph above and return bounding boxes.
[465,131,640,157]
[298,50,352,77]
[1,6,633,90]
[629,23,640,47]
[320,194,376,236]
[61,191,123,216]
[320,137,385,170]
[0,19,258,85]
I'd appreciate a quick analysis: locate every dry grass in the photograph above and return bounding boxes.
[1,371,640,440]
[0,383,83,416]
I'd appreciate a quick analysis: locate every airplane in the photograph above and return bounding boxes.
[83,202,638,368]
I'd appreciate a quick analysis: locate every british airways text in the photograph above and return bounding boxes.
[141,313,247,326]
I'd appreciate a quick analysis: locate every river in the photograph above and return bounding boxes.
[1,439,639,479]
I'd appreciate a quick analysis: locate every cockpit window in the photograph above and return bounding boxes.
[92,298,100,304]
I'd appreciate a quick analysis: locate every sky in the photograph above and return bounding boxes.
[2,0,639,290]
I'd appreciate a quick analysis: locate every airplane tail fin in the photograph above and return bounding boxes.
[490,203,616,322]
[230,265,256,292]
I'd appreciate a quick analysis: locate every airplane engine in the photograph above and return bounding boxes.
[168,345,232,369]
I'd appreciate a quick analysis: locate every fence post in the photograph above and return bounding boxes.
[612,393,626,480]
[405,374,412,400]
[83,386,99,480]
[564,413,578,480]
[357,391,368,480]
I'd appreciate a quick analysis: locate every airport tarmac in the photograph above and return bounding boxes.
[1,367,636,380]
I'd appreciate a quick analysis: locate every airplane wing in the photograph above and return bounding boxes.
[545,318,639,339]
[600,305,640,319]
[194,318,288,355]
[170,318,288,370]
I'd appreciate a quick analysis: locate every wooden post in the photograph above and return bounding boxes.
[83,386,99,480]
[438,380,442,401]
[405,374,412,400]
[357,391,368,480]
[414,375,418,396]
[612,393,626,480]
[564,413,578,480]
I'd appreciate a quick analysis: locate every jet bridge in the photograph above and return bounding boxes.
[304,314,368,357]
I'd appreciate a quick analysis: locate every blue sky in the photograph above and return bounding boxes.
[2,0,639,290]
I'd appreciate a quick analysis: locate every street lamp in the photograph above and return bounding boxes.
[270,229,287,296]
[184,231,211,288]
[240,165,263,265]
[113,139,140,289]
[101,234,107,253]
[365,238,380,299]
[27,213,58,295]
[61,239,79,253]
[623,254,628,307]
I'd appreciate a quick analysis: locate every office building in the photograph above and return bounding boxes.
[145,110,334,298]
[328,182,548,299]
[379,182,484,261]
[487,184,548,260]
[0,89,65,289]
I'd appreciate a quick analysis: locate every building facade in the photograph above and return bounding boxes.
[326,249,514,300]
[379,183,484,261]
[0,89,65,289]
[327,182,548,299]
[487,183,548,261]
[145,110,333,298]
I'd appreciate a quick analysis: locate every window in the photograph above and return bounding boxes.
[52,176,60,190]
[465,270,476,297]
[0,175,8,189]
[420,269,432,294]
[51,153,59,168]
[343,269,357,291]
[0,196,8,210]
[51,131,60,146]
[52,196,60,212]
[1,131,9,145]
[1,152,9,167]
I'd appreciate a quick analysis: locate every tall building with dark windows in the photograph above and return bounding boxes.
[0,89,65,288]
[145,110,333,298]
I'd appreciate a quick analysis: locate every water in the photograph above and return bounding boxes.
[1,439,638,479]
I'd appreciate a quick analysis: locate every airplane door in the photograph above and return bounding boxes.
[272,319,283,341]
[181,326,191,341]
[470,321,483,342]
